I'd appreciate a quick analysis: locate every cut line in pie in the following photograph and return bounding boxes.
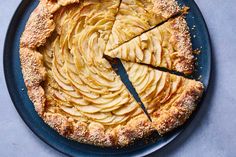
[19,0,204,147]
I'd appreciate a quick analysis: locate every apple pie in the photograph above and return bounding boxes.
[20,0,204,147]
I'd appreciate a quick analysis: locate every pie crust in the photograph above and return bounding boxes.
[19,0,204,147]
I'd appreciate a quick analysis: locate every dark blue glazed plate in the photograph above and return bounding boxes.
[4,0,211,156]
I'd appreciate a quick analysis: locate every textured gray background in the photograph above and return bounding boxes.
[0,0,235,157]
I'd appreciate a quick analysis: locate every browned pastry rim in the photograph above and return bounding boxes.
[19,0,204,147]
[165,16,194,74]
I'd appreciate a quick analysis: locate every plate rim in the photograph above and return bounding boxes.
[3,0,212,156]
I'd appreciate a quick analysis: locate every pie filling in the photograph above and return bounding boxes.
[20,0,204,147]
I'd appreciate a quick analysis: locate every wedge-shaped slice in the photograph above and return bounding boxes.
[106,16,194,74]
[106,0,180,51]
[122,61,204,134]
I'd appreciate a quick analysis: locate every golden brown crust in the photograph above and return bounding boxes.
[151,81,204,135]
[44,113,72,135]
[20,47,46,87]
[20,2,55,48]
[116,115,154,146]
[165,16,194,74]
[20,47,46,115]
[153,0,180,18]
[43,112,154,147]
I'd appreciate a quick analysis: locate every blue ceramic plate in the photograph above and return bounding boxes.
[4,0,211,156]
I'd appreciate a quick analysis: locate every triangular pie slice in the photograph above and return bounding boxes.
[122,61,204,134]
[20,0,156,147]
[106,0,180,51]
[106,16,194,74]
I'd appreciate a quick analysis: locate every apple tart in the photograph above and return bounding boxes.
[20,0,204,147]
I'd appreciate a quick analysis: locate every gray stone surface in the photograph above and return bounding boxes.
[0,0,235,156]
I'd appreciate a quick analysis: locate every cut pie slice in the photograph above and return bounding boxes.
[122,61,204,134]
[106,16,194,74]
[106,0,180,51]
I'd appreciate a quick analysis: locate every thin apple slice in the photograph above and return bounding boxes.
[113,101,138,116]
[69,97,89,106]
[59,106,83,117]
[95,96,129,109]
[52,67,74,91]
[110,115,128,125]
[83,112,111,120]
[100,105,122,113]
[130,108,143,117]
[102,87,125,99]
[75,105,101,114]
[94,115,115,124]
[170,76,182,95]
